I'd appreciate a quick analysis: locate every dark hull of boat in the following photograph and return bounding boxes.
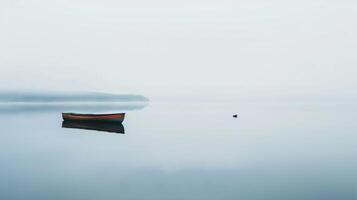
[62,113,125,123]
[62,120,125,134]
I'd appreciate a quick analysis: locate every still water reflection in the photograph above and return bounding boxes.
[62,121,125,134]
[0,102,356,200]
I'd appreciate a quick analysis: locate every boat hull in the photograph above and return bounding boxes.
[62,113,125,123]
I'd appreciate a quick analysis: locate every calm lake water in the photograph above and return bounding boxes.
[0,102,356,200]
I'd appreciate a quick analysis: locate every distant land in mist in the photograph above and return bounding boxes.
[0,91,149,103]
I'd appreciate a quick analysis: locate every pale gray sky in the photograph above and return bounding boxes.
[1,0,356,99]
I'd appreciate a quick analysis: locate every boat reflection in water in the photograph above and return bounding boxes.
[62,120,125,134]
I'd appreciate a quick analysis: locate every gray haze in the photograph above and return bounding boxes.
[1,0,357,99]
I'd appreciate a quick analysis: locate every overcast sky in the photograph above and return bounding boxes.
[1,0,356,99]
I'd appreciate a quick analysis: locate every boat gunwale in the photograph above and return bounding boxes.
[62,113,125,123]
[62,113,125,117]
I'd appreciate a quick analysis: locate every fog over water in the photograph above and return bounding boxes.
[1,0,357,99]
[1,0,357,199]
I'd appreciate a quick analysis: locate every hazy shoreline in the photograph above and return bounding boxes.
[0,91,149,103]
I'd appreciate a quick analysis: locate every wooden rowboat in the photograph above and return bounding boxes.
[62,113,125,123]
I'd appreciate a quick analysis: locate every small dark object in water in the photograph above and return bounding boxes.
[233,114,238,118]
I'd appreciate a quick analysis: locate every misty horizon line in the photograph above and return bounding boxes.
[0,90,149,103]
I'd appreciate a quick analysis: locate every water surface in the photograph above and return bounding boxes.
[0,102,356,200]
